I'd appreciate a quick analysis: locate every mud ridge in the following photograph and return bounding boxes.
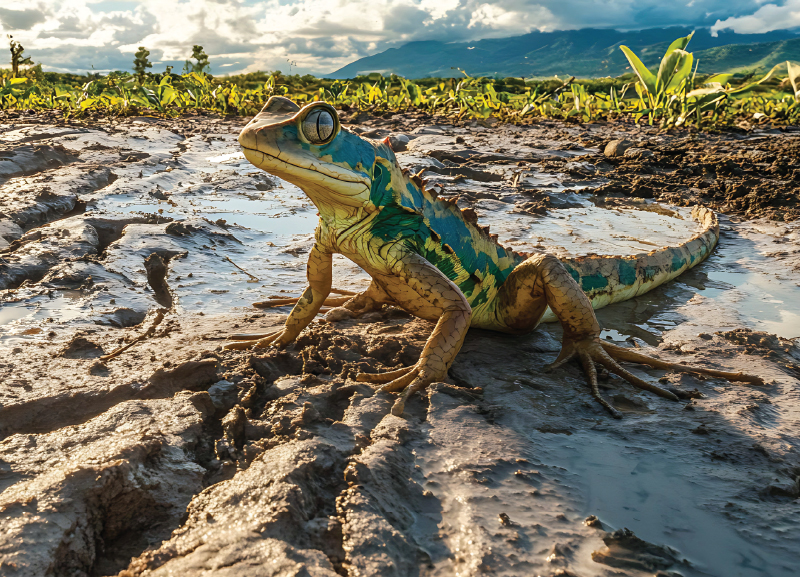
[0,357,218,440]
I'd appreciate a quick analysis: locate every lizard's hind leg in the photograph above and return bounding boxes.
[497,253,763,418]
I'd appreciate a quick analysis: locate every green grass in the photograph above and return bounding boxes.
[1,63,798,129]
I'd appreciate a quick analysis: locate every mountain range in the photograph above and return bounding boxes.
[328,27,800,79]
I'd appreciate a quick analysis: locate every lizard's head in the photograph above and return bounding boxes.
[239,96,379,210]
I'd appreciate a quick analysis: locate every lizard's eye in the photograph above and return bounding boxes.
[302,108,336,144]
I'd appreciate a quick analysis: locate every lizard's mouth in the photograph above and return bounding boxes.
[240,145,369,199]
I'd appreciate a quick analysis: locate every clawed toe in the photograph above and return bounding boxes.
[223,329,281,350]
[356,362,438,415]
[551,337,762,418]
[600,341,764,384]
[356,365,415,385]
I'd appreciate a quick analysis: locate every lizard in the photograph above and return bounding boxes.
[226,96,762,418]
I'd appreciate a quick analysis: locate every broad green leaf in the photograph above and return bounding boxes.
[668,52,693,93]
[704,73,733,86]
[160,85,177,106]
[663,31,694,60]
[620,45,657,95]
[9,78,29,85]
[787,61,800,101]
[729,62,786,96]
[686,87,727,108]
[657,49,692,94]
[686,87,725,98]
[80,98,97,110]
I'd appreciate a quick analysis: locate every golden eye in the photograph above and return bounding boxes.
[302,108,335,144]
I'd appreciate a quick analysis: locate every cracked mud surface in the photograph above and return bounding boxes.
[1,111,799,577]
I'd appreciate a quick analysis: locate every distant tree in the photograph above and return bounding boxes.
[8,35,33,78]
[133,46,152,83]
[185,45,210,74]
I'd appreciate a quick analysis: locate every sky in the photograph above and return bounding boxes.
[1,0,799,75]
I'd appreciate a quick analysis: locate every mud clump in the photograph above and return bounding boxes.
[604,139,633,157]
[588,133,800,221]
[58,335,105,359]
[103,307,148,328]
[146,359,219,396]
[591,528,684,572]
[718,328,800,378]
[144,252,172,308]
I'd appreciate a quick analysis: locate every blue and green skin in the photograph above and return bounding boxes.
[228,97,761,417]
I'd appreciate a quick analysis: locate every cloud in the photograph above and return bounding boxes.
[0,7,46,30]
[712,1,800,35]
[0,0,792,75]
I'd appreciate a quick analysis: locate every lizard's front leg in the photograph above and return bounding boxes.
[225,244,332,350]
[356,252,471,416]
[499,253,762,418]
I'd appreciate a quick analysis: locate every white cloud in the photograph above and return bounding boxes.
[0,0,788,75]
[712,1,800,34]
[468,3,557,31]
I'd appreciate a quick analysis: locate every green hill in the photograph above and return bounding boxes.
[693,37,800,74]
[328,27,800,79]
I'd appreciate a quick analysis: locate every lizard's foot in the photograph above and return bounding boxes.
[356,362,441,416]
[548,338,763,418]
[224,329,288,350]
[547,338,680,418]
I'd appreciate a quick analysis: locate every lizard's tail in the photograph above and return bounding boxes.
[551,206,719,317]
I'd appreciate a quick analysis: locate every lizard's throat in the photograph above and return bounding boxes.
[302,190,372,230]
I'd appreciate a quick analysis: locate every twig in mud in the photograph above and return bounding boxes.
[100,308,167,361]
[225,256,260,283]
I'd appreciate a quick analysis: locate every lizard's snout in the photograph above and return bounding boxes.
[238,96,301,150]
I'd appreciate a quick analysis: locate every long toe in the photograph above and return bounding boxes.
[356,365,415,384]
[378,369,419,393]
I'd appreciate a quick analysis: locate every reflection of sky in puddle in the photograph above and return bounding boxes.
[207,151,245,163]
[599,328,629,342]
[190,197,316,234]
[93,183,317,236]
[539,431,789,577]
[703,268,800,339]
[0,292,87,335]
[480,203,700,257]
[201,211,315,234]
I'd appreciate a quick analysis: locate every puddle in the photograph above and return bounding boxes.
[478,202,700,258]
[703,268,800,339]
[0,292,87,340]
[538,431,792,577]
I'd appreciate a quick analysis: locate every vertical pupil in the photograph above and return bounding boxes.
[304,109,334,142]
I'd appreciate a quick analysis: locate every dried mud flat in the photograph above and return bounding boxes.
[1,109,799,577]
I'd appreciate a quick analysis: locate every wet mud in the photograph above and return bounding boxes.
[1,111,799,577]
